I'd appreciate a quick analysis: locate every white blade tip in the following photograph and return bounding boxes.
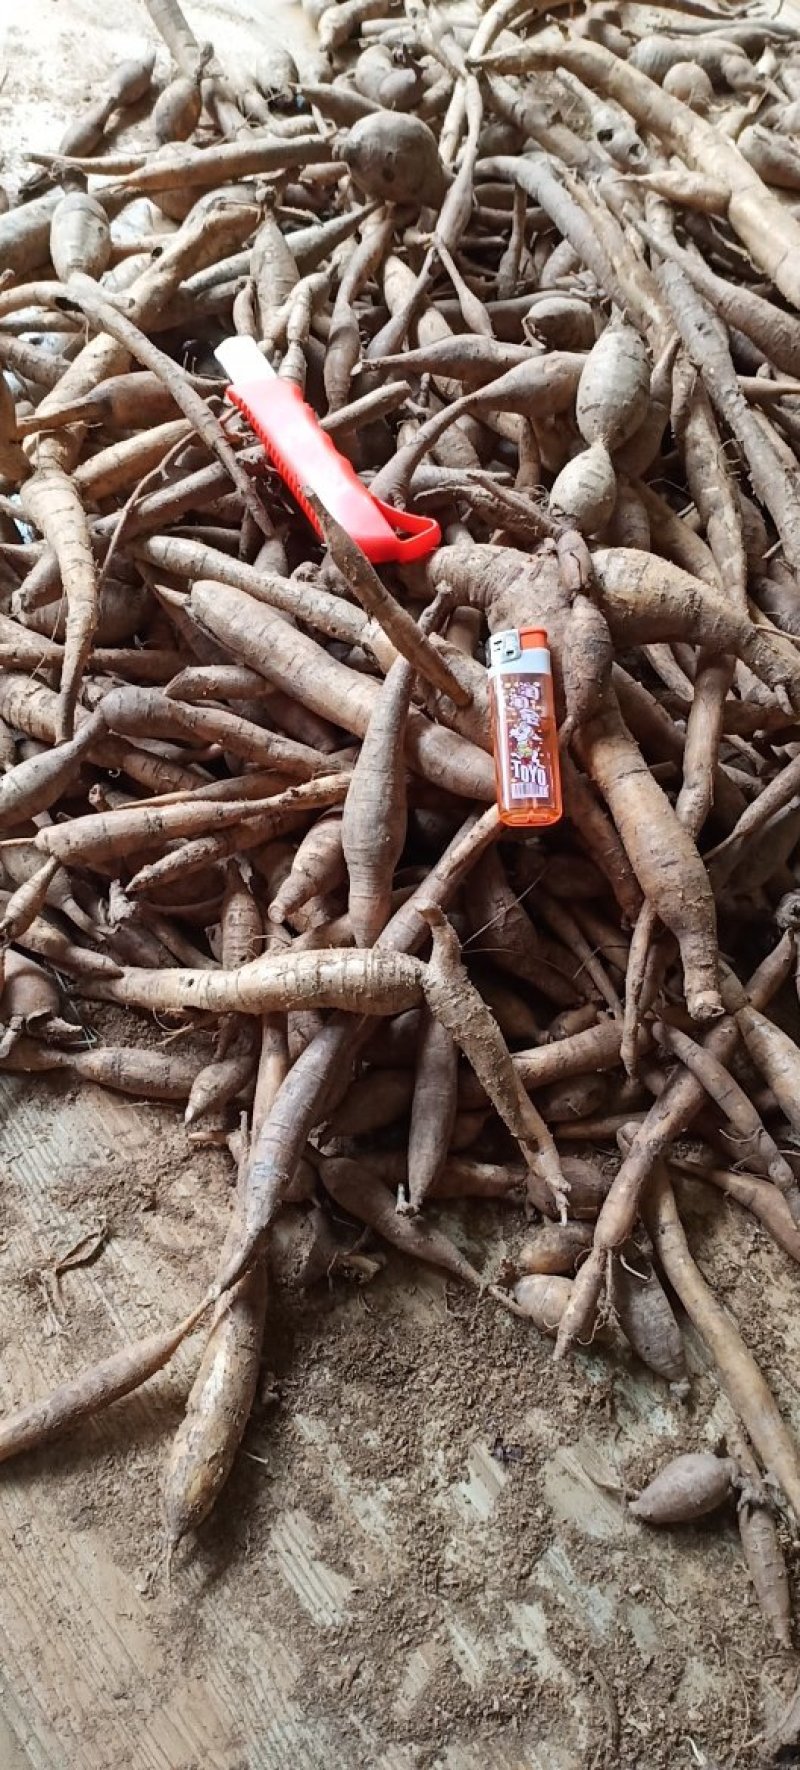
[214,336,275,384]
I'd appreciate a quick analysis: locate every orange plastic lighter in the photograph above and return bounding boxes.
[486,626,563,828]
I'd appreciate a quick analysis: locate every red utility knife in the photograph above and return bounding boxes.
[215,336,441,565]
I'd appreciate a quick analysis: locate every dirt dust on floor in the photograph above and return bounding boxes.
[2,1039,800,1770]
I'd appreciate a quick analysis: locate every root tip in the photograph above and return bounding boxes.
[162,1529,180,1593]
[687,990,724,1025]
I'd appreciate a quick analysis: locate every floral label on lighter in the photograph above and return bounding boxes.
[500,676,552,799]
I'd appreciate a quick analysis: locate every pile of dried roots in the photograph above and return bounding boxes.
[3,0,800,1627]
